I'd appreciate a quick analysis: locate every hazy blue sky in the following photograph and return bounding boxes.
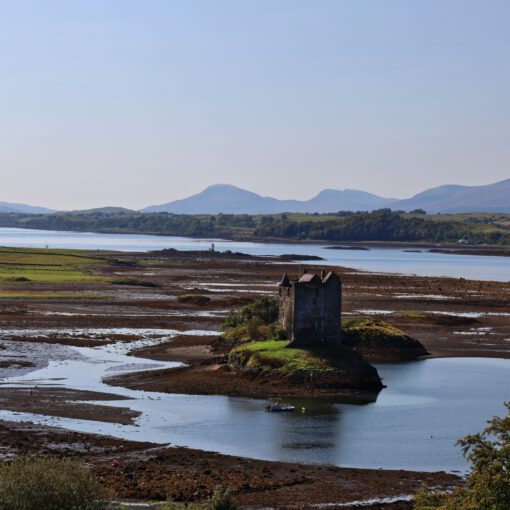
[1,0,509,210]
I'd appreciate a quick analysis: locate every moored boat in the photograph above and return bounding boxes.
[265,399,296,413]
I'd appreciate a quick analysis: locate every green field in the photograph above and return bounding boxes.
[0,248,108,283]
[0,290,109,300]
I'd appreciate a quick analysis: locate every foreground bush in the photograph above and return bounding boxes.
[414,402,510,509]
[0,457,108,510]
[205,486,238,510]
[162,487,238,510]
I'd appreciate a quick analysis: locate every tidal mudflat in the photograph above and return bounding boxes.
[0,246,509,508]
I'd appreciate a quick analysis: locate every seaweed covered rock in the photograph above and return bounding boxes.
[342,317,428,362]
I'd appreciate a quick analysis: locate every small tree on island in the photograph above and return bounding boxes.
[414,402,510,510]
[223,297,278,329]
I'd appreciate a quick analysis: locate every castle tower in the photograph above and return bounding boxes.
[278,270,342,347]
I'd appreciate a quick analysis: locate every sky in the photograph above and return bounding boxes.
[1,0,509,210]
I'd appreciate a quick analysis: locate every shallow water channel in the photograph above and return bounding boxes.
[1,330,509,473]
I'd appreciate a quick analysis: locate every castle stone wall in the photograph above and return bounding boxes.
[278,271,341,347]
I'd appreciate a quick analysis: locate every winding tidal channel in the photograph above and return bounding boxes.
[1,328,510,473]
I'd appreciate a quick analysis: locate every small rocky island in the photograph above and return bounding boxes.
[223,270,428,396]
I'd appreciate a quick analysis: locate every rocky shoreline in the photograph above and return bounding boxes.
[0,419,460,509]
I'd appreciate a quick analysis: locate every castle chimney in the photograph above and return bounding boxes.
[279,273,291,287]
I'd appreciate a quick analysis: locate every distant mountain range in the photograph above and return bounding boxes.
[391,178,510,213]
[141,184,396,214]
[3,178,510,216]
[0,201,54,214]
[141,179,510,215]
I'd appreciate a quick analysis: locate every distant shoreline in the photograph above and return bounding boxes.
[1,224,510,258]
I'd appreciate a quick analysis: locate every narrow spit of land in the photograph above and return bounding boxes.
[0,246,509,508]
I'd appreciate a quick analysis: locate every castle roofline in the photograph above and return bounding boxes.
[280,270,340,287]
[298,273,322,284]
[322,271,337,282]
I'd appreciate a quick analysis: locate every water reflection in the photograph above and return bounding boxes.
[1,336,510,472]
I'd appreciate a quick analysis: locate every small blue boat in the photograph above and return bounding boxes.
[265,399,296,413]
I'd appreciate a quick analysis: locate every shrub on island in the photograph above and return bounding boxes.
[217,297,284,350]
[223,297,278,329]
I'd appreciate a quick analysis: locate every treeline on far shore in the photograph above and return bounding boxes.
[1,209,510,245]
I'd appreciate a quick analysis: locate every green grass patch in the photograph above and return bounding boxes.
[229,340,340,373]
[0,290,109,300]
[395,309,428,319]
[0,264,101,283]
[0,248,109,283]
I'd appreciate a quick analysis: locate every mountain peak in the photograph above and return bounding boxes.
[394,178,510,213]
[141,184,394,215]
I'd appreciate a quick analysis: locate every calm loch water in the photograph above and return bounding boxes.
[0,227,509,281]
[1,339,509,473]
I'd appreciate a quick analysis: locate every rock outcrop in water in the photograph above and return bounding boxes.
[342,318,429,362]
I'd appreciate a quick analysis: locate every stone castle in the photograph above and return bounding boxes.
[278,270,342,347]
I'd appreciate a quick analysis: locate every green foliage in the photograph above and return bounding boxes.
[2,210,510,244]
[342,317,427,361]
[0,456,108,510]
[161,487,238,510]
[229,340,338,373]
[220,321,286,346]
[413,486,450,509]
[204,486,238,510]
[254,209,510,244]
[413,402,510,510]
[223,297,278,329]
[342,317,407,340]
